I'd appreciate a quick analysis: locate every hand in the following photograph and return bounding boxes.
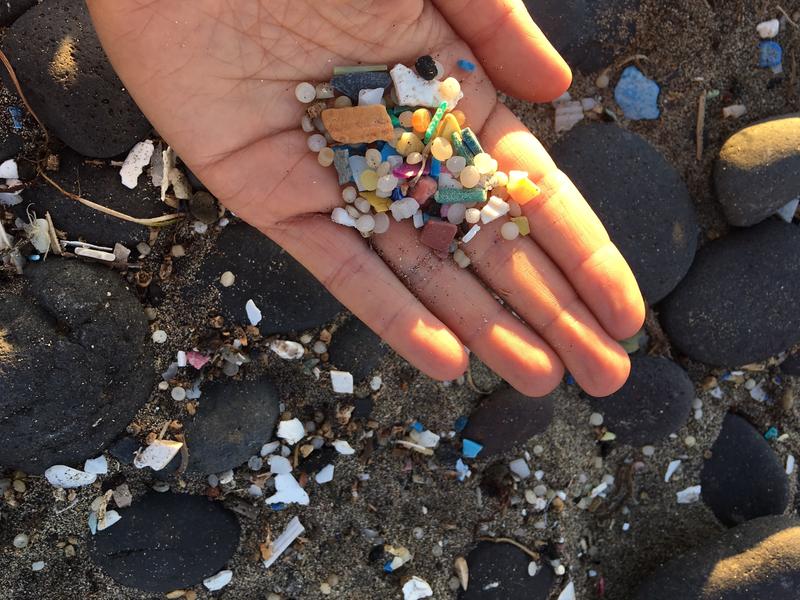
[87,0,645,397]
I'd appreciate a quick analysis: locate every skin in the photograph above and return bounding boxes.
[87,0,645,397]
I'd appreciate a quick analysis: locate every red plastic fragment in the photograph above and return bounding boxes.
[420,220,457,253]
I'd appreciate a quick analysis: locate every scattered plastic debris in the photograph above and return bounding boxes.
[83,455,108,475]
[614,66,660,120]
[758,41,783,72]
[749,380,768,402]
[664,460,681,482]
[263,516,306,569]
[245,299,263,326]
[369,375,382,391]
[676,485,702,504]
[264,473,310,506]
[455,459,471,481]
[333,439,356,455]
[133,440,183,471]
[203,569,233,591]
[402,576,434,600]
[277,418,306,445]
[384,545,413,572]
[757,19,780,39]
[315,464,334,484]
[462,438,483,459]
[120,139,155,189]
[44,465,97,488]
[330,370,354,394]
[269,340,305,360]
[409,427,440,449]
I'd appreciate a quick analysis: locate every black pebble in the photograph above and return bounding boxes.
[415,55,438,80]
[459,541,554,600]
[328,316,388,382]
[701,413,789,527]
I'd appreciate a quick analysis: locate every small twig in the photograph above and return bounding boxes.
[696,90,706,162]
[477,536,540,561]
[777,5,799,28]
[54,498,80,515]
[175,433,189,475]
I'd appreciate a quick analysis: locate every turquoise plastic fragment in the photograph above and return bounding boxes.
[451,131,474,164]
[461,127,484,156]
[435,187,487,204]
[462,438,483,458]
[423,101,448,143]
[764,426,779,440]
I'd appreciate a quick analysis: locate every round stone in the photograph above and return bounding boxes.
[196,222,342,333]
[660,219,800,366]
[459,542,554,600]
[1,0,151,157]
[90,492,240,593]
[500,221,520,240]
[586,355,693,446]
[327,316,389,382]
[295,82,316,103]
[0,260,153,474]
[461,385,555,457]
[701,413,789,527]
[550,123,698,303]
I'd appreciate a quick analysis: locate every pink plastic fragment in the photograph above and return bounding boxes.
[409,176,438,209]
[392,162,430,179]
[440,204,449,218]
[187,351,211,369]
[420,220,457,252]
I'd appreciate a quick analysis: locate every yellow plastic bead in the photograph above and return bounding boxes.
[317,147,334,167]
[430,137,453,161]
[435,114,461,142]
[360,169,379,191]
[460,165,480,188]
[407,152,423,165]
[507,175,540,206]
[399,111,414,128]
[512,216,530,236]
[451,109,467,127]
[411,109,431,134]
[360,191,392,212]
[395,132,424,156]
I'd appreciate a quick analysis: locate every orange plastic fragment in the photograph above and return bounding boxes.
[507,175,541,206]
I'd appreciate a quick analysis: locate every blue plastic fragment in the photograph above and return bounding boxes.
[454,415,468,433]
[430,158,441,178]
[565,373,575,385]
[383,559,395,573]
[457,59,476,72]
[422,213,431,224]
[614,66,660,120]
[462,438,483,459]
[410,421,424,432]
[7,106,23,130]
[28,254,41,261]
[88,512,98,535]
[764,426,779,440]
[719,371,732,381]
[759,41,783,68]
[380,144,398,162]
[391,187,403,201]
[269,502,287,511]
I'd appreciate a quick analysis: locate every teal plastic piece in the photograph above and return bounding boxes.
[435,187,487,204]
[461,127,484,155]
[450,131,474,164]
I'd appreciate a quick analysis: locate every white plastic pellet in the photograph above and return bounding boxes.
[373,212,390,234]
[447,203,467,225]
[365,148,382,169]
[301,114,314,132]
[151,330,167,344]
[354,197,371,213]
[295,82,316,103]
[355,214,375,233]
[407,152,423,165]
[445,155,466,175]
[307,134,327,152]
[722,104,747,119]
[459,165,480,188]
[342,186,358,203]
[472,153,494,175]
[171,386,186,401]
[464,208,481,224]
[13,534,29,548]
[500,221,520,240]
[331,207,356,227]
[453,249,471,269]
[589,413,604,427]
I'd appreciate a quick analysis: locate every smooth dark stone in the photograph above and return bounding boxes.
[550,123,698,303]
[0,130,23,162]
[0,0,34,25]
[461,385,554,457]
[459,541,554,600]
[331,71,392,102]
[189,190,218,224]
[2,0,151,157]
[198,222,342,333]
[525,0,640,73]
[13,149,164,246]
[184,377,280,474]
[660,220,800,366]
[0,259,153,473]
[107,436,140,466]
[634,516,800,599]
[327,316,388,382]
[715,114,800,226]
[781,349,800,376]
[297,445,337,478]
[587,355,693,446]
[701,413,789,527]
[90,492,240,593]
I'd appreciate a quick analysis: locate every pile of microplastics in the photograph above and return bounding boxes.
[295,55,541,268]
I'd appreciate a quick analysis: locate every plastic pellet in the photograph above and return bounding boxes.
[407,152,423,165]
[396,132,424,156]
[345,205,360,219]
[412,108,431,134]
[171,386,186,401]
[220,271,235,287]
[589,413,604,427]
[377,174,399,194]
[447,203,467,225]
[295,82,316,103]
[301,114,315,132]
[500,221,520,240]
[507,174,541,206]
[512,216,530,236]
[439,77,462,103]
[451,109,466,127]
[431,137,453,161]
[473,152,496,175]
[354,197,371,213]
[307,134,327,152]
[508,201,522,218]
[365,148,382,169]
[355,214,375,233]
[399,111,414,128]
[453,248,471,268]
[493,171,509,187]
[315,82,334,99]
[445,156,466,175]
[360,170,379,191]
[412,210,424,229]
[373,212,390,234]
[457,59,476,72]
[459,165,480,188]
[462,224,481,244]
[423,102,448,143]
[334,96,352,108]
[460,127,484,155]
[342,186,357,203]
[13,534,29,549]
[318,147,334,167]
[435,187,487,204]
[465,208,481,224]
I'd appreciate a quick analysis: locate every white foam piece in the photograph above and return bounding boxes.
[44,465,97,488]
[277,418,305,445]
[676,485,702,504]
[83,455,108,475]
[120,140,154,189]
[264,473,309,506]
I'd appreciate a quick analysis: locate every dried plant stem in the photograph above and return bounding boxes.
[477,536,540,560]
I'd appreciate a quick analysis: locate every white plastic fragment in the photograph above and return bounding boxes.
[333,439,356,455]
[277,419,306,445]
[203,569,233,591]
[331,206,356,227]
[268,455,293,475]
[269,339,305,360]
[97,510,121,531]
[0,189,22,206]
[509,458,531,479]
[554,100,584,133]
[264,473,309,506]
[775,197,799,222]
[44,465,97,488]
[722,104,747,119]
[749,380,768,402]
[757,18,780,38]
[120,140,155,189]
[23,218,51,254]
[245,299,263,326]
[0,159,18,179]
[331,370,354,394]
[390,63,463,109]
[664,459,681,482]
[676,485,702,504]
[133,440,183,471]
[31,561,45,572]
[358,87,385,105]
[462,224,481,244]
[409,429,440,449]
[412,210,424,229]
[261,441,281,456]
[590,482,608,498]
[557,581,576,600]
[402,576,434,600]
[480,196,510,224]
[263,516,305,569]
[83,455,108,475]
[390,197,419,221]
[315,464,335,484]
[370,375,382,391]
[787,454,796,475]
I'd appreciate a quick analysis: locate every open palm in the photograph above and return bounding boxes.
[87,0,645,396]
